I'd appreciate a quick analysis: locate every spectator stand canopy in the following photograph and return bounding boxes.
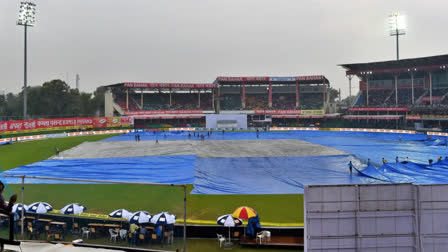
[105,76,333,126]
[340,54,448,108]
[107,82,217,113]
[215,76,330,112]
[104,82,216,125]
[340,54,448,129]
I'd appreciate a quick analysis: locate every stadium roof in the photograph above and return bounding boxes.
[340,54,448,75]
[216,75,329,84]
[106,82,217,89]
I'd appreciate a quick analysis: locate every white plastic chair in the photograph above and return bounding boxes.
[217,233,226,247]
[264,231,271,242]
[119,229,128,240]
[109,228,118,242]
[256,231,264,244]
[165,230,174,245]
[81,227,90,239]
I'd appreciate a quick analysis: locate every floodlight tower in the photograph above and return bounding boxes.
[389,12,406,61]
[17,2,36,120]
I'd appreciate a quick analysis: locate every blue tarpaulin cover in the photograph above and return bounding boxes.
[1,155,196,184]
[3,131,448,194]
[356,160,448,184]
[0,141,13,146]
[103,130,428,142]
[191,155,378,194]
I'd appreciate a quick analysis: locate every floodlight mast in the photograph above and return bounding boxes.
[389,13,406,61]
[17,2,36,120]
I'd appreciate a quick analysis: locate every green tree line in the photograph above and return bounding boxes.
[0,79,105,120]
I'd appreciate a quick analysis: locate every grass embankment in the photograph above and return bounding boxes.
[0,135,304,225]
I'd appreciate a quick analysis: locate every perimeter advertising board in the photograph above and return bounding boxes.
[125,110,203,116]
[0,116,134,134]
[107,117,121,128]
[254,110,325,115]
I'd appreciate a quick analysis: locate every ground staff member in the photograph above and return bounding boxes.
[0,181,17,213]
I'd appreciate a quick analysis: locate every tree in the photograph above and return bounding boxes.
[91,86,106,116]
[327,87,340,103]
[26,86,44,116]
[4,93,21,119]
[0,93,5,115]
[0,79,108,119]
[341,95,357,106]
[40,79,72,116]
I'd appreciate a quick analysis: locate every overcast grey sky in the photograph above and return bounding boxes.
[1,0,446,98]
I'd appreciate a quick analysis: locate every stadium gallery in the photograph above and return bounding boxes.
[104,75,332,129]
[341,54,448,130]
[101,54,448,130]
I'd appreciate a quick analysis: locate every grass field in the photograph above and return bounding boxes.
[0,134,118,171]
[0,135,304,225]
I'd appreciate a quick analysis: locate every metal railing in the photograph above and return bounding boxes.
[0,208,20,250]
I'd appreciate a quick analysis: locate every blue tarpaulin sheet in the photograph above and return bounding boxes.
[103,130,428,142]
[290,132,446,166]
[424,138,448,146]
[1,155,196,184]
[3,130,448,194]
[107,130,446,165]
[356,160,448,184]
[191,155,378,194]
[0,141,13,146]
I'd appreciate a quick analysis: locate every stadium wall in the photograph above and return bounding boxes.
[305,183,448,252]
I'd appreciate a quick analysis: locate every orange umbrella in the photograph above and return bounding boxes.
[232,206,257,220]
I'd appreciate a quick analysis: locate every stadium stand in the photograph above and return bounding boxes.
[410,104,448,115]
[272,95,296,110]
[142,93,169,110]
[107,77,328,115]
[299,93,323,110]
[113,92,214,111]
[220,94,241,110]
[246,95,268,110]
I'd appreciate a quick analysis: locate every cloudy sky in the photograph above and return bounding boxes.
[1,0,446,98]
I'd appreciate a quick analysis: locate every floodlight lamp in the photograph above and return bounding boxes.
[17,2,36,26]
[389,12,406,36]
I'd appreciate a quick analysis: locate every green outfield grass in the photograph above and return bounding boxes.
[0,134,118,171]
[6,184,303,224]
[0,135,304,225]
